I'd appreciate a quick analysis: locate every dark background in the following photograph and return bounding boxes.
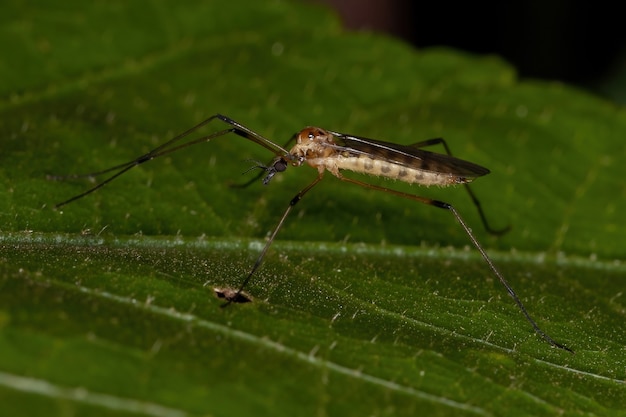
[312,0,626,102]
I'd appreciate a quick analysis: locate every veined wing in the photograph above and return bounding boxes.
[329,131,490,179]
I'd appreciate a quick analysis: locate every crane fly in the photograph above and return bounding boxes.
[50,114,573,353]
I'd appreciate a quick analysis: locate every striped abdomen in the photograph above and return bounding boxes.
[327,153,470,186]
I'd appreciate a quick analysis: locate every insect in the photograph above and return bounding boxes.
[51,114,573,353]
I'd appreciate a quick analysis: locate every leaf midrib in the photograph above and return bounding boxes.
[1,232,621,273]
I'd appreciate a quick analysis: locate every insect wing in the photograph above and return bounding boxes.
[329,131,490,179]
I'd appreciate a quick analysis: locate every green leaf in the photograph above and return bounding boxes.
[1,1,625,416]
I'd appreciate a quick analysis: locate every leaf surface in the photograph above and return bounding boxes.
[1,1,625,416]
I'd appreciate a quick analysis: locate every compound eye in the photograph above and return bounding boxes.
[274,159,287,172]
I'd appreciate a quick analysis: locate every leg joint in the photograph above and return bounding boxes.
[433,200,452,210]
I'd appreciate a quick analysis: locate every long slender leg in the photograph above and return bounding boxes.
[336,174,573,353]
[408,138,510,236]
[222,173,325,307]
[50,115,290,208]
